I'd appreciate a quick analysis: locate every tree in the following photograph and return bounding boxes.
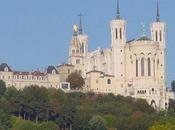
[0,109,11,130]
[66,72,85,90]
[4,87,24,117]
[22,85,49,123]
[149,123,175,130]
[38,122,58,130]
[103,115,116,128]
[89,115,107,130]
[0,80,6,97]
[171,80,175,92]
[168,99,175,116]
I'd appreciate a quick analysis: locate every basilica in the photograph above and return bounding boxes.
[68,0,174,109]
[0,0,174,109]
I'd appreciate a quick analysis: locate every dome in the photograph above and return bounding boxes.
[0,63,12,72]
[137,36,151,41]
[46,66,58,74]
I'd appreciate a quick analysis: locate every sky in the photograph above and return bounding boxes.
[0,0,174,85]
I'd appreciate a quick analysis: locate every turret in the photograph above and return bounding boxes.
[68,15,88,77]
[151,0,166,48]
[110,0,126,47]
[110,0,126,78]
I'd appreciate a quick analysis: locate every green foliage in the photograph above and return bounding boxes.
[149,123,175,130]
[10,117,58,130]
[171,80,175,92]
[38,122,58,130]
[103,115,116,128]
[22,85,49,122]
[0,80,6,97]
[66,72,85,89]
[89,115,107,130]
[1,84,175,130]
[0,109,11,130]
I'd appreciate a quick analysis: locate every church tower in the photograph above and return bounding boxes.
[150,0,166,85]
[69,14,88,77]
[110,0,126,79]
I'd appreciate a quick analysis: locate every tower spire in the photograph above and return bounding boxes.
[156,0,160,22]
[116,0,121,19]
[78,13,83,34]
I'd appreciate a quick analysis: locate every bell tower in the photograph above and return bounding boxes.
[110,0,126,78]
[69,14,88,77]
[151,0,166,47]
[150,0,166,109]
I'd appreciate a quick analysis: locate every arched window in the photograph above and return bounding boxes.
[72,50,75,54]
[148,58,151,76]
[115,28,118,39]
[160,31,162,42]
[157,59,159,69]
[120,28,122,39]
[107,79,111,84]
[76,50,79,54]
[82,43,84,53]
[4,67,9,72]
[141,58,145,76]
[155,31,158,41]
[52,70,56,74]
[136,59,138,77]
[151,100,156,108]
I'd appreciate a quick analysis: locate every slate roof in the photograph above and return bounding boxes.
[0,63,12,72]
[47,66,58,74]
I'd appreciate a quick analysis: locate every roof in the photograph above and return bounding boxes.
[13,71,46,76]
[57,64,74,68]
[86,70,104,74]
[47,66,58,74]
[137,36,151,41]
[0,63,12,72]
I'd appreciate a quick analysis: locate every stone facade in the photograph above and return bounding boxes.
[68,1,174,109]
[0,63,60,89]
[0,1,173,109]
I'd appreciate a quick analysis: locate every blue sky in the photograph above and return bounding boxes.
[0,0,174,85]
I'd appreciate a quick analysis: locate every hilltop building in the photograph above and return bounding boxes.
[0,0,173,109]
[68,0,174,109]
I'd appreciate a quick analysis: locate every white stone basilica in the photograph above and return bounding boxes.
[0,0,173,109]
[68,0,174,109]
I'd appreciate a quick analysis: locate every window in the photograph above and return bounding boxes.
[120,28,122,39]
[136,59,138,77]
[76,50,79,54]
[68,69,70,74]
[107,79,111,84]
[72,50,75,54]
[155,31,158,41]
[82,43,84,53]
[141,58,145,76]
[115,28,118,39]
[148,58,151,76]
[160,31,162,42]
[157,59,159,69]
[4,67,9,72]
[76,59,80,64]
[52,70,56,74]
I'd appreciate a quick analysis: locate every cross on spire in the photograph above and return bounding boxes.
[116,0,121,19]
[78,13,83,34]
[156,0,160,22]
